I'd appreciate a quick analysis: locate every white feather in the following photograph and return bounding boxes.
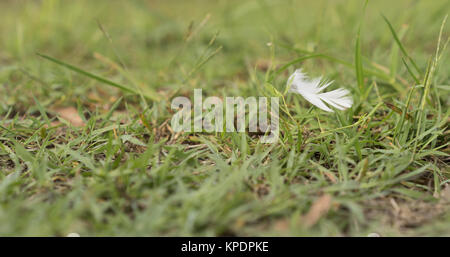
[287,69,353,112]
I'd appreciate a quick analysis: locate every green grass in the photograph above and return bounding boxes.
[0,0,449,236]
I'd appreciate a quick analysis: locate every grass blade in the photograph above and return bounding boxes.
[37,53,160,101]
[355,1,368,98]
[381,14,421,77]
[268,54,322,82]
[355,30,364,95]
[401,57,420,85]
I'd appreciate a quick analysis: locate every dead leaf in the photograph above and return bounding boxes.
[440,184,450,203]
[323,171,338,184]
[55,107,85,127]
[273,219,290,232]
[303,194,332,228]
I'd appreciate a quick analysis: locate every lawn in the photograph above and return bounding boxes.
[0,0,449,236]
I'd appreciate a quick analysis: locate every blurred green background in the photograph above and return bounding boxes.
[0,0,448,236]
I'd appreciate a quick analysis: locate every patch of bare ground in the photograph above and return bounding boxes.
[365,185,450,233]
